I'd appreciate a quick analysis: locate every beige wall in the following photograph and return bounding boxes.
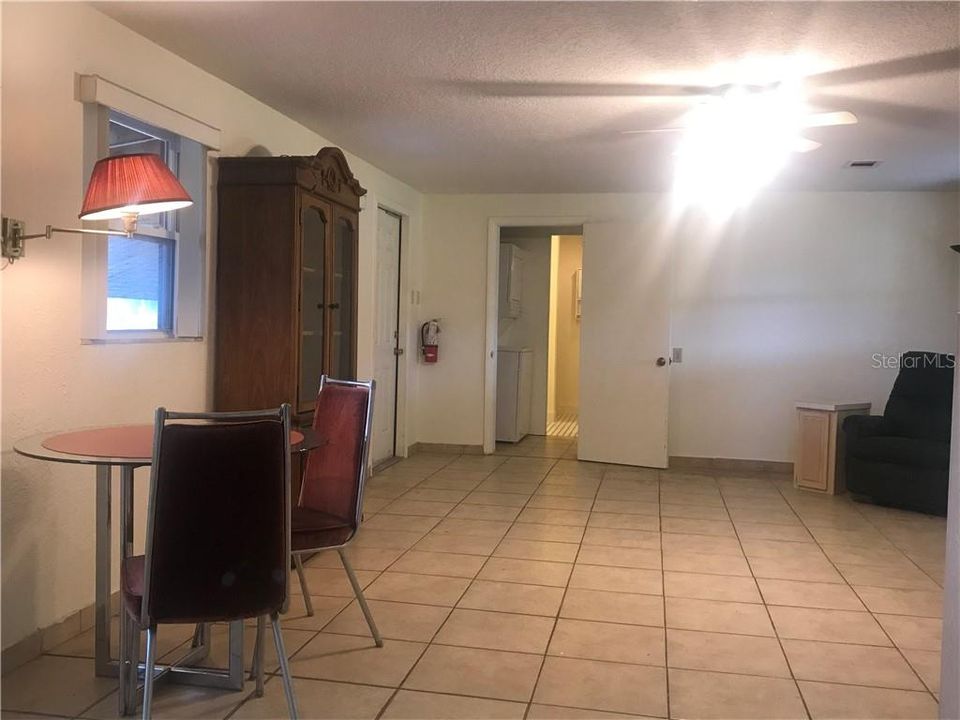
[1,2,423,650]
[418,192,959,461]
[552,235,582,416]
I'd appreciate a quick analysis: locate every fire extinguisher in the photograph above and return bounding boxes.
[420,319,441,363]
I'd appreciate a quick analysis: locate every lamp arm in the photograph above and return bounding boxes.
[39,225,132,239]
[2,217,134,263]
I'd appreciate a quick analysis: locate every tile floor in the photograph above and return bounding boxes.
[2,435,947,719]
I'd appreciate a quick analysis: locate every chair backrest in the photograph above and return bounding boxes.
[142,405,292,625]
[299,376,375,531]
[883,351,955,442]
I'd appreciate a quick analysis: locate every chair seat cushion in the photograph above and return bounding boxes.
[291,507,354,551]
[849,435,950,470]
[121,555,145,623]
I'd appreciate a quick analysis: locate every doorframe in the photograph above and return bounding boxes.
[483,215,594,454]
[375,200,413,459]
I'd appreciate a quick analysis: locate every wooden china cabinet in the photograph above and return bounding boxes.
[214,147,366,425]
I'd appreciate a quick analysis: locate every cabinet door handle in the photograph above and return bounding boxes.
[316,303,325,309]
[329,303,341,310]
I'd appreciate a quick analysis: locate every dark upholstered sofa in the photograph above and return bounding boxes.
[843,351,954,516]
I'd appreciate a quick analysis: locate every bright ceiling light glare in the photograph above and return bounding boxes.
[674,82,807,214]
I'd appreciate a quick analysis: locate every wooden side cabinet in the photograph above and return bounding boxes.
[794,401,871,494]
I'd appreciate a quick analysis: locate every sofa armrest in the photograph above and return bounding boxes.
[842,414,885,442]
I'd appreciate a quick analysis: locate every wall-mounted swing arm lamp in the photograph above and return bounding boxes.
[2,153,193,263]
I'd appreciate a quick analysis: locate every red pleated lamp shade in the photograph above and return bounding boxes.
[79,153,193,221]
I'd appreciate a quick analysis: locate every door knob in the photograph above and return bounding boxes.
[656,357,667,367]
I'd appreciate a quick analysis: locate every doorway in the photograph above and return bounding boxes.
[495,226,583,445]
[371,207,402,466]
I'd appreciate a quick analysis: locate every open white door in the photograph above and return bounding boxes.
[371,208,402,465]
[578,222,671,468]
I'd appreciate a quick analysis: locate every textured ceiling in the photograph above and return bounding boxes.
[94,1,960,193]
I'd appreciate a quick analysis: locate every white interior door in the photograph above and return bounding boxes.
[372,208,401,465]
[578,222,671,468]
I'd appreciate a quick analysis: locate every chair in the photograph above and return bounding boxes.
[119,405,299,720]
[843,351,954,515]
[291,376,382,645]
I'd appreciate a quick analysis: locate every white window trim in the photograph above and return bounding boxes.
[79,85,217,343]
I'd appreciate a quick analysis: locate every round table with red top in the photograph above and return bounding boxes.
[14,424,316,712]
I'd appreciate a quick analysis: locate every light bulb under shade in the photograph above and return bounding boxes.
[79,153,192,221]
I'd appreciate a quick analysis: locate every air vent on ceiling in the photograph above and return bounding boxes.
[845,160,881,168]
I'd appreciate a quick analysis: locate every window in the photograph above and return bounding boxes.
[82,108,207,341]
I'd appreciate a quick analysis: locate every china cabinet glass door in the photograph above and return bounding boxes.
[298,200,328,411]
[329,212,357,380]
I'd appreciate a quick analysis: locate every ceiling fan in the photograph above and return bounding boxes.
[460,47,960,152]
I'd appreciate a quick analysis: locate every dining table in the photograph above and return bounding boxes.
[14,422,320,714]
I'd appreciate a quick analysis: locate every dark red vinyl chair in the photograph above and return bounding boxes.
[291,375,381,645]
[119,405,299,720]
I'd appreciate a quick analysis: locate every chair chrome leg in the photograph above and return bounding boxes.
[118,611,129,716]
[128,617,141,714]
[270,613,299,720]
[293,554,314,617]
[251,615,265,696]
[338,548,382,647]
[142,626,157,720]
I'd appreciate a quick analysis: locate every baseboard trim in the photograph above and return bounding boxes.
[408,442,485,456]
[670,455,793,475]
[2,592,121,675]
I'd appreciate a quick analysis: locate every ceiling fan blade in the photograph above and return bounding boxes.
[801,111,858,128]
[811,92,958,129]
[793,137,822,153]
[456,81,721,98]
[804,47,960,88]
[620,127,685,135]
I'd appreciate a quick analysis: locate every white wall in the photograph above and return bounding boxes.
[1,3,422,650]
[498,234,552,435]
[417,192,959,461]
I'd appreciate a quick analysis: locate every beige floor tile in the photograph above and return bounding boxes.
[322,599,450,642]
[417,476,484,491]
[741,538,827,561]
[447,504,521,522]
[662,550,751,576]
[478,557,573,587]
[665,597,774,636]
[902,649,941,693]
[576,546,661,569]
[660,533,743,556]
[659,503,729,521]
[669,668,807,719]
[664,571,761,603]
[47,619,194,662]
[477,479,541,494]
[506,523,585,543]
[570,565,662,595]
[362,514,440,533]
[527,495,594,511]
[403,644,542,701]
[667,629,790,677]
[362,496,392,514]
[768,606,890,645]
[526,704,641,719]
[196,624,314,673]
[548,619,665,666]
[782,639,924,690]
[404,488,470,503]
[748,556,843,583]
[533,656,667,717]
[734,522,813,542]
[388,550,486,578]
[232,677,391,719]
[808,527,892,548]
[494,539,580,563]
[757,578,865,611]
[306,546,404,571]
[81,683,245,720]
[657,491,724,508]
[458,580,564,616]
[515,508,590,527]
[662,517,736,537]
[279,594,353,631]
[560,588,664,627]
[838,564,942,591]
[381,499,456,517]
[2,657,115,717]
[432,518,512,537]
[875,614,942,651]
[798,680,939,719]
[434,608,555,653]
[289,633,425,686]
[352,529,425,550]
[854,586,943,618]
[536,484,597,499]
[590,499,660,516]
[581,527,661,549]
[587,513,660,532]
[464,491,530,507]
[381,690,525,719]
[363,572,471,606]
[414,532,501,556]
[819,543,914,567]
[294,566,379,597]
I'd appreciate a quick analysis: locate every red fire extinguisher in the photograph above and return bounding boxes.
[420,319,440,363]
